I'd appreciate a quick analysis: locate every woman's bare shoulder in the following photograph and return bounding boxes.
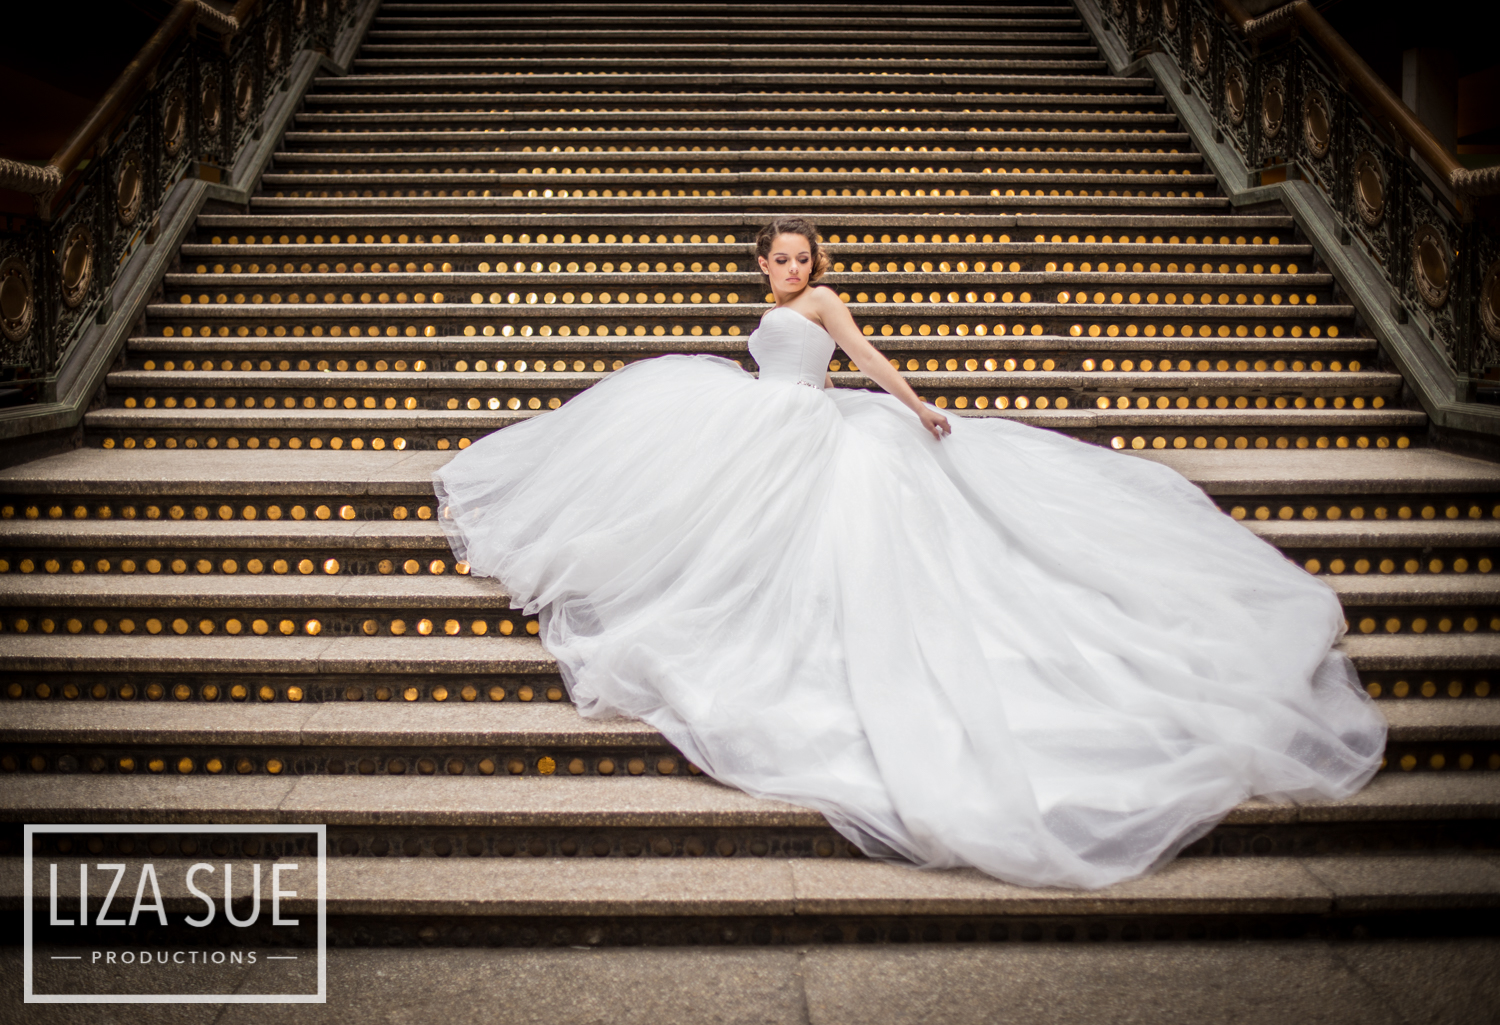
[803,284,846,315]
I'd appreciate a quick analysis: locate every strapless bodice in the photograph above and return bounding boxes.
[748,307,836,387]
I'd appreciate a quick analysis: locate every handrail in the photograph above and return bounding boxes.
[0,0,244,213]
[1215,0,1500,197]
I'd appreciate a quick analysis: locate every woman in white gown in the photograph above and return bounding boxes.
[433,217,1386,890]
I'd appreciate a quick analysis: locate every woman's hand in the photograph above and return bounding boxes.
[919,406,951,441]
[796,289,956,440]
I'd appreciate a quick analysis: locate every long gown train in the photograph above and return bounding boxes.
[433,306,1386,889]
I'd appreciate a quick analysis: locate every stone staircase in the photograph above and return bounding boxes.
[3,0,1499,960]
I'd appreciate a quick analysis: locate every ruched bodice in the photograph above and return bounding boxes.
[749,307,836,387]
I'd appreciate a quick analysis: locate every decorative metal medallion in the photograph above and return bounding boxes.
[234,65,255,124]
[1262,74,1285,139]
[1161,0,1178,31]
[1353,150,1385,227]
[1190,21,1211,74]
[1224,64,1246,125]
[266,21,284,71]
[1135,0,1150,25]
[59,224,94,309]
[162,87,186,156]
[0,257,35,343]
[116,150,143,226]
[1481,261,1500,343]
[202,74,222,135]
[1303,89,1331,159]
[1410,225,1451,309]
[294,0,307,26]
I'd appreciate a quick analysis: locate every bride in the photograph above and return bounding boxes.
[433,216,1386,889]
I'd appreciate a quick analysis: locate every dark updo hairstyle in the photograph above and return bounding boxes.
[755,217,830,289]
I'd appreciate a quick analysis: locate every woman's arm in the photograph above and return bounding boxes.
[805,289,951,439]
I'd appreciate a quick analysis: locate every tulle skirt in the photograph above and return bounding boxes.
[433,354,1386,889]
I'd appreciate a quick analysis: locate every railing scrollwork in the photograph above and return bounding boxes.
[0,0,361,410]
[1091,0,1500,394]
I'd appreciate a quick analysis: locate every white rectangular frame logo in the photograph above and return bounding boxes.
[23,824,327,1004]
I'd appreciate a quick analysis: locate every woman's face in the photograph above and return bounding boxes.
[759,233,812,296]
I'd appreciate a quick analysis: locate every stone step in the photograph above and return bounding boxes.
[248,195,1228,216]
[354,49,1103,66]
[0,572,510,609]
[0,701,662,746]
[14,565,1491,609]
[298,89,1176,111]
[278,126,1187,147]
[371,3,1077,15]
[17,947,1500,1015]
[1,631,1497,688]
[287,112,1178,131]
[162,270,1329,292]
[348,52,1106,69]
[364,17,1083,32]
[370,7,1077,20]
[372,2,1078,13]
[2,693,1493,749]
[13,510,1499,546]
[312,72,1156,92]
[9,449,1500,504]
[2,552,1493,646]
[13,511,1500,577]
[261,169,1210,191]
[352,64,1117,82]
[270,147,1200,168]
[0,519,450,548]
[10,853,1500,952]
[139,300,1358,340]
[0,632,557,678]
[193,212,1294,232]
[102,369,1402,402]
[363,24,1088,38]
[5,527,1499,634]
[363,21,1091,31]
[3,772,1497,864]
[79,408,1425,457]
[124,337,1377,375]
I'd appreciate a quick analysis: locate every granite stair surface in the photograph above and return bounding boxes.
[1,0,1497,963]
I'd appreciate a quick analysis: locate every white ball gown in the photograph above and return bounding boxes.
[432,304,1387,889]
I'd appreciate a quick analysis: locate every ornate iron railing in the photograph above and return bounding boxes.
[0,0,358,406]
[1095,0,1500,393]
